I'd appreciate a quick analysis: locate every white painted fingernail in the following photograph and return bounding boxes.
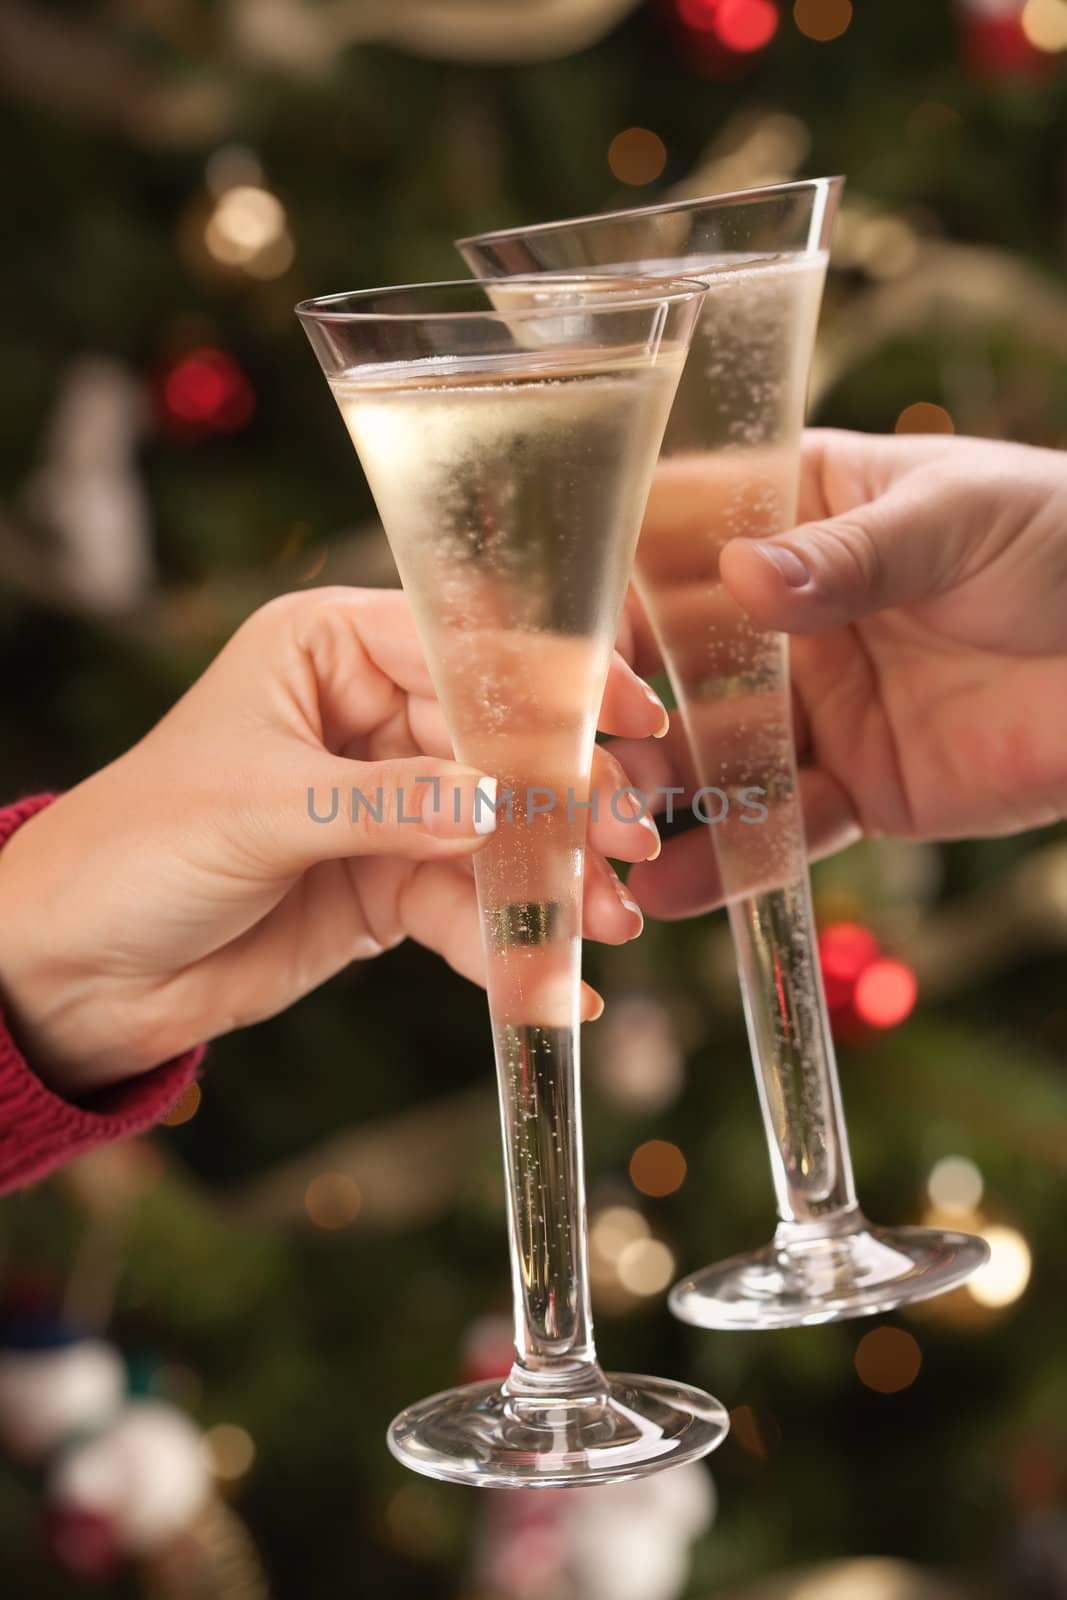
[474,777,498,836]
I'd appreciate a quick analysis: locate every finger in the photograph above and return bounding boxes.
[269,755,500,870]
[627,767,860,919]
[720,470,963,635]
[598,650,670,739]
[603,726,697,817]
[583,850,644,944]
[589,746,660,862]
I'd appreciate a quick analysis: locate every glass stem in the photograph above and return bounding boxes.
[477,858,604,1401]
[727,874,860,1235]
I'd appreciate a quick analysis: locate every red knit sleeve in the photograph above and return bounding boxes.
[0,796,204,1195]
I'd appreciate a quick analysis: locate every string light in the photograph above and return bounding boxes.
[616,1237,676,1295]
[202,1423,256,1481]
[1021,0,1067,50]
[927,1156,984,1215]
[819,921,880,1010]
[895,401,955,434]
[853,959,918,1028]
[854,1327,922,1393]
[968,1226,1032,1308]
[629,1139,687,1197]
[608,127,667,186]
[793,0,853,40]
[161,1082,201,1128]
[304,1172,362,1230]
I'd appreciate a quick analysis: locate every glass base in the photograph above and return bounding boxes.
[387,1370,730,1488]
[668,1216,990,1331]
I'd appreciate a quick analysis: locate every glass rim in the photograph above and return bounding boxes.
[294,274,709,324]
[455,175,846,253]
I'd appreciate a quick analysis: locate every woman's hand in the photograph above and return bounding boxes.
[0,588,665,1093]
[617,430,1067,918]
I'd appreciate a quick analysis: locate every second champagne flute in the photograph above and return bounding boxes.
[298,276,729,1484]
[459,181,989,1329]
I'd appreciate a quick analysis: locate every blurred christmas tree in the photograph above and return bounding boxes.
[1,1,1066,1596]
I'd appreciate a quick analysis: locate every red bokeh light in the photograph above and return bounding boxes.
[160,348,255,436]
[716,0,779,50]
[819,921,880,1010]
[676,0,721,29]
[854,959,918,1029]
[676,0,779,50]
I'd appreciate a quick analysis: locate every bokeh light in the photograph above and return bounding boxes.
[1021,0,1067,51]
[203,183,295,279]
[616,1236,676,1295]
[162,348,256,434]
[854,959,918,1028]
[968,1226,1032,1307]
[819,920,879,1009]
[717,0,780,50]
[629,1139,688,1197]
[927,1155,984,1215]
[202,1423,256,1481]
[895,401,955,434]
[854,1327,922,1393]
[304,1172,362,1230]
[678,0,779,49]
[793,0,853,41]
[590,1205,650,1263]
[608,127,667,186]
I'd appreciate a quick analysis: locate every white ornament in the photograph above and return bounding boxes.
[0,1340,125,1463]
[50,1400,211,1555]
[561,1464,716,1600]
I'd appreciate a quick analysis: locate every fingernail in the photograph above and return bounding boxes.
[422,774,498,839]
[582,985,605,1022]
[644,682,671,737]
[611,866,645,936]
[474,777,498,836]
[639,815,661,861]
[755,542,810,588]
[619,789,645,821]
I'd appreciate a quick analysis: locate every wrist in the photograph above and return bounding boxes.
[0,794,181,1096]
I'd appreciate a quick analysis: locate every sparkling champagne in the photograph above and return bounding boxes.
[334,344,685,1357]
[634,255,851,1215]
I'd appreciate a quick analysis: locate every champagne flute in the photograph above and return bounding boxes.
[459,182,989,1329]
[297,277,729,1482]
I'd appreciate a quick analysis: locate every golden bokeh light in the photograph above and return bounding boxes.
[968,1226,1032,1308]
[202,1423,256,1481]
[793,0,853,41]
[616,1236,676,1296]
[927,1155,984,1215]
[161,1081,202,1127]
[203,184,295,280]
[895,401,954,435]
[304,1171,362,1230]
[1022,0,1067,52]
[608,127,668,187]
[590,1204,650,1263]
[629,1138,688,1197]
[854,1326,922,1393]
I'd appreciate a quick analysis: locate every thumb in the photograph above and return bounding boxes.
[283,756,499,869]
[719,476,948,633]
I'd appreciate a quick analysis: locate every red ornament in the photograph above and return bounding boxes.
[157,347,255,439]
[43,1503,123,1583]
